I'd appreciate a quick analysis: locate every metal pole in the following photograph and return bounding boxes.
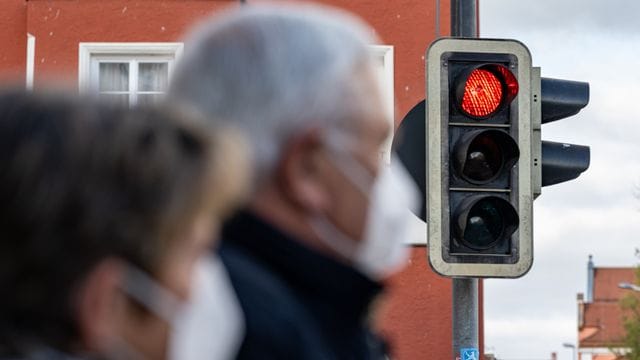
[451,0,477,38]
[451,2,479,359]
[452,278,479,359]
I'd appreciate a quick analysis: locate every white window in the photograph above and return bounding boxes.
[79,43,183,106]
[370,45,425,245]
[91,58,170,106]
[26,33,35,90]
[369,45,395,163]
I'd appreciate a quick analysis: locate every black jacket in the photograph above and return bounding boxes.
[219,211,388,360]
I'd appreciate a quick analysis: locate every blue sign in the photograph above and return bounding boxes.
[460,348,479,360]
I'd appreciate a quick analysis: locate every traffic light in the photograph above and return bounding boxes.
[424,38,590,278]
[426,38,534,278]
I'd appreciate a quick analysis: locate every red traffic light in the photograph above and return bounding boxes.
[461,69,502,117]
[456,64,518,119]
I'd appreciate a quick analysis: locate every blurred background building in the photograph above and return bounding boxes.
[577,256,635,360]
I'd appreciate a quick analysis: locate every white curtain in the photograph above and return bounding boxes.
[138,63,168,92]
[99,62,129,91]
[97,61,168,106]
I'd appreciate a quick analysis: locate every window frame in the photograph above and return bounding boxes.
[26,33,35,90]
[78,42,183,104]
[370,45,426,245]
[369,45,395,163]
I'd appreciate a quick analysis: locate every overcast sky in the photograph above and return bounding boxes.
[480,1,640,359]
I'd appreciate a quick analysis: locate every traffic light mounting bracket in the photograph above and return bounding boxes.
[532,67,542,199]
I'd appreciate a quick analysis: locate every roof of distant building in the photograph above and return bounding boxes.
[579,267,637,349]
[593,267,636,302]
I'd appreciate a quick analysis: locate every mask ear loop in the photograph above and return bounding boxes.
[121,264,183,324]
[308,215,360,260]
[322,130,376,196]
[307,131,380,261]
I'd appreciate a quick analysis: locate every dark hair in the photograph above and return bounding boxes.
[0,90,237,354]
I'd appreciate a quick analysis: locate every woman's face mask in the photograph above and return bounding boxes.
[115,256,245,360]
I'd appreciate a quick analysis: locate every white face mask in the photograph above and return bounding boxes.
[120,256,244,360]
[309,141,420,280]
[168,256,244,360]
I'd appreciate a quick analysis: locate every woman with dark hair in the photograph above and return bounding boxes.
[0,90,249,359]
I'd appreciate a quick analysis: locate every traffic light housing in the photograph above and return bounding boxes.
[424,38,590,278]
[426,38,534,278]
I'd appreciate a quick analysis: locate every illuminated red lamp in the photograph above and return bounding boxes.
[456,64,518,119]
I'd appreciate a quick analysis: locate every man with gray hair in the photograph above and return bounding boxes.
[170,3,419,359]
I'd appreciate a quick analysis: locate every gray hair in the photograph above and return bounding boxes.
[170,3,381,181]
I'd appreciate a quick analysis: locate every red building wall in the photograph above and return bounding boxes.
[315,2,458,358]
[0,0,28,84]
[26,1,239,86]
[1,1,485,359]
[310,0,450,126]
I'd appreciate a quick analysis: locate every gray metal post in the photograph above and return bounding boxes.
[451,0,477,38]
[451,1,479,359]
[452,279,479,358]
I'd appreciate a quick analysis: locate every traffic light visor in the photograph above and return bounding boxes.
[456,64,518,119]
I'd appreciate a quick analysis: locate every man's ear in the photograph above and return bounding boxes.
[74,258,126,352]
[276,129,331,214]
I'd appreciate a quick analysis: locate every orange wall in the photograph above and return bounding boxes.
[314,0,450,125]
[312,3,459,359]
[282,2,467,358]
[378,247,453,359]
[0,0,27,84]
[26,0,447,122]
[26,0,239,86]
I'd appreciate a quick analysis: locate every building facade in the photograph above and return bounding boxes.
[577,256,636,360]
[0,1,485,359]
